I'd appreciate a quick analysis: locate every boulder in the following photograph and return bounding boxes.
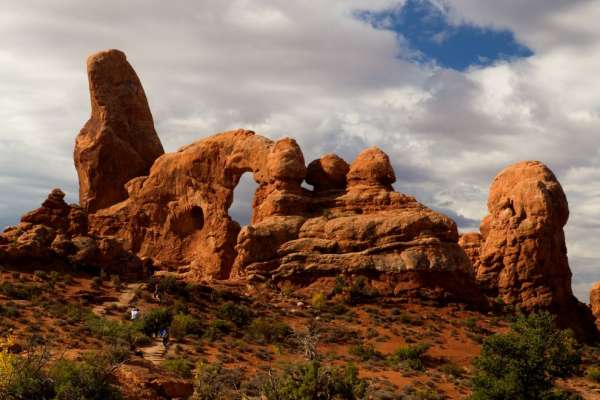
[306,153,349,191]
[74,49,164,212]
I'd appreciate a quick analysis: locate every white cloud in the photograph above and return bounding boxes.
[1,0,600,301]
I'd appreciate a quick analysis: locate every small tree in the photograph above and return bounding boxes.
[470,311,581,400]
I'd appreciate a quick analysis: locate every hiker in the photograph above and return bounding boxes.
[160,328,170,350]
[130,307,140,320]
[143,257,155,279]
[153,286,161,303]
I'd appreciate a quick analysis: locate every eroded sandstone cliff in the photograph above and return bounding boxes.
[2,49,597,338]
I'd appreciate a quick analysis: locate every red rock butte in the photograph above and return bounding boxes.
[1,49,597,340]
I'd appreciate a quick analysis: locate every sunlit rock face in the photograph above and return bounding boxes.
[75,49,164,213]
[461,161,597,339]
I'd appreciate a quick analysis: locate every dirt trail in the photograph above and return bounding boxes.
[91,282,145,316]
[90,282,174,365]
[141,338,173,364]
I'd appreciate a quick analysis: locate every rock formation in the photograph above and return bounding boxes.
[5,49,598,337]
[460,161,596,338]
[591,282,600,330]
[89,129,276,280]
[74,49,164,212]
[0,189,143,277]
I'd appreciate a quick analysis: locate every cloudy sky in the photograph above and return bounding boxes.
[1,0,599,300]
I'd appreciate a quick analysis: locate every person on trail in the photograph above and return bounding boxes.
[130,307,140,320]
[143,258,155,279]
[160,328,169,350]
[153,286,161,303]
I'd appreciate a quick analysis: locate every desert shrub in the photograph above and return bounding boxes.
[193,362,243,400]
[203,319,234,341]
[33,270,48,281]
[348,342,380,361]
[470,311,581,400]
[586,366,600,382]
[440,362,464,378]
[387,343,430,371]
[400,386,445,400]
[0,282,41,300]
[141,307,173,337]
[1,337,122,400]
[217,302,253,327]
[247,318,293,344]
[84,314,149,348]
[110,275,121,290]
[261,361,367,400]
[162,357,193,379]
[170,313,201,341]
[91,277,102,290]
[154,275,191,300]
[311,292,327,311]
[0,303,19,319]
[49,352,123,400]
[0,336,52,400]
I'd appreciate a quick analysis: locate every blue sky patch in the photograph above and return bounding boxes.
[356,0,533,71]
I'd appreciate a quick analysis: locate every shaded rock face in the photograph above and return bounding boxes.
[74,49,164,212]
[460,161,597,338]
[0,189,143,277]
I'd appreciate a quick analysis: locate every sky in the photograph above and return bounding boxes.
[1,0,599,301]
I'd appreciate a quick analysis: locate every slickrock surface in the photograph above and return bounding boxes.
[74,49,164,212]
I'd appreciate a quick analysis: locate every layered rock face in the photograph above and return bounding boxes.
[74,49,164,212]
[86,130,481,302]
[89,129,276,280]
[234,148,484,304]
[461,161,596,338]
[0,189,142,277]
[7,50,597,335]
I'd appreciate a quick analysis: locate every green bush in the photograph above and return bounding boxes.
[34,270,48,281]
[311,292,327,311]
[141,307,173,337]
[170,313,200,341]
[162,357,193,378]
[586,366,600,382]
[193,362,243,399]
[203,319,234,341]
[470,311,581,400]
[1,340,122,400]
[261,361,367,400]
[216,302,253,327]
[155,275,191,299]
[91,277,102,290]
[348,342,380,361]
[110,275,121,290]
[387,343,430,371]
[0,282,41,300]
[50,352,123,400]
[247,318,293,344]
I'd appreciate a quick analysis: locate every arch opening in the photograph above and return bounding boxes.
[229,172,259,227]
